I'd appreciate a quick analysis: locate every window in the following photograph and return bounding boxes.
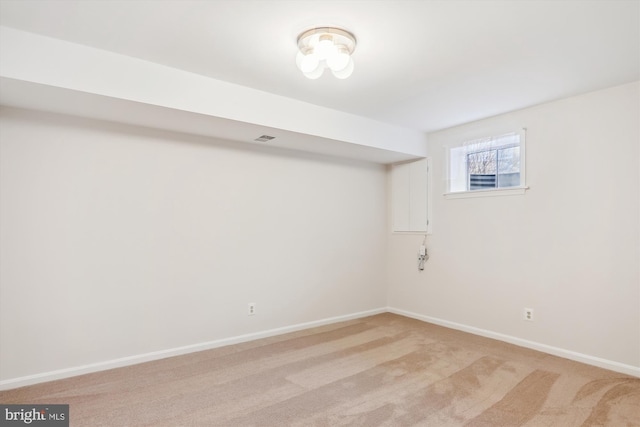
[446,129,526,197]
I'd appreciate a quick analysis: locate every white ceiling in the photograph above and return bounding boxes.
[0,0,638,134]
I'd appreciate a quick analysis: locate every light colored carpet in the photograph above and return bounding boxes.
[1,313,639,426]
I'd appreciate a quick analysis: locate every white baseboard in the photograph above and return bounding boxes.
[3,306,637,390]
[387,307,640,378]
[0,307,387,391]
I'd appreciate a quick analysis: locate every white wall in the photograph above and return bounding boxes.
[0,107,388,384]
[2,82,638,387]
[388,82,640,371]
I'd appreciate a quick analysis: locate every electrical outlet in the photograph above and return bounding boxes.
[523,308,534,321]
[248,303,256,316]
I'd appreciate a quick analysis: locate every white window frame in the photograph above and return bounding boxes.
[444,128,528,199]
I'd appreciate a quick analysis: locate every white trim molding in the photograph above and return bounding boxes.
[387,307,640,378]
[444,186,529,199]
[2,306,637,390]
[0,308,386,391]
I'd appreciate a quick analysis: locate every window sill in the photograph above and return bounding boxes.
[392,230,432,235]
[444,186,529,199]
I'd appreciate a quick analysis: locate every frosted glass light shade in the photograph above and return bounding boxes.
[331,57,354,79]
[315,38,336,60]
[296,27,356,79]
[296,50,321,73]
[327,46,350,72]
[300,53,320,73]
[303,65,324,79]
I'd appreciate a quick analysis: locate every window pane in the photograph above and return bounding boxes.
[470,174,496,190]
[497,146,520,173]
[497,172,520,187]
[448,131,524,195]
[467,150,496,174]
[497,146,520,188]
[468,150,496,190]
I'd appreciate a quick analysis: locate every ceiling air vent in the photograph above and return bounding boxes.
[254,135,276,142]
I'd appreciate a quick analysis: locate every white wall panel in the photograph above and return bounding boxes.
[0,108,388,383]
[388,82,640,369]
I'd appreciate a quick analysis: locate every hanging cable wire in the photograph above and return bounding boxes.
[418,235,428,271]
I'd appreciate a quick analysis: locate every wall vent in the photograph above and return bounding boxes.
[254,135,276,142]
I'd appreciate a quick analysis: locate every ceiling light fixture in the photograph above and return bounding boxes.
[296,27,356,79]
